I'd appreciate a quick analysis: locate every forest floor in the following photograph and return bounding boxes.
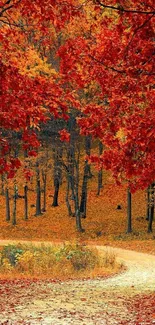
[0,175,155,324]
[0,179,155,255]
[0,243,155,324]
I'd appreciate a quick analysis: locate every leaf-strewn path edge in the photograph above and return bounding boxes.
[0,240,155,325]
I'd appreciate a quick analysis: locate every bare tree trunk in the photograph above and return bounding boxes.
[52,177,59,207]
[146,186,150,221]
[61,114,84,231]
[97,142,104,196]
[127,188,132,233]
[52,146,62,207]
[12,184,18,225]
[35,161,42,216]
[75,144,84,232]
[80,162,89,218]
[80,136,92,218]
[5,187,10,221]
[1,174,5,195]
[42,171,47,212]
[24,184,28,220]
[148,183,154,233]
[66,179,74,216]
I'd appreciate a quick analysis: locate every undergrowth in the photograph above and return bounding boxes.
[0,243,122,280]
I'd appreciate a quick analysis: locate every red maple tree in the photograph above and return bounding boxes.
[0,0,154,190]
[58,0,155,191]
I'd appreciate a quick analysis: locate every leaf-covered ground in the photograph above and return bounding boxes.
[0,273,155,325]
[0,245,155,324]
[0,176,155,324]
[0,178,155,254]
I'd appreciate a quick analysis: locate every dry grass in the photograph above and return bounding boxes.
[0,242,123,280]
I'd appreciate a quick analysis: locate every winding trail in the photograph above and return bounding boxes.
[0,240,155,324]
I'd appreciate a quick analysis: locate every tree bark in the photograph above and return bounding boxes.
[146,186,150,221]
[80,162,89,218]
[24,185,28,220]
[5,187,10,221]
[52,146,62,207]
[75,144,84,232]
[127,188,132,233]
[42,170,47,212]
[66,179,74,216]
[12,184,17,225]
[148,183,154,233]
[1,174,5,195]
[80,136,92,218]
[97,142,104,196]
[35,161,42,216]
[52,177,59,207]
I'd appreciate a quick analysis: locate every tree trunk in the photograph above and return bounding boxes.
[66,179,74,216]
[97,142,104,196]
[1,174,5,195]
[42,171,47,212]
[35,161,41,216]
[12,184,17,225]
[75,144,84,232]
[5,187,10,221]
[52,177,59,207]
[75,207,83,232]
[80,136,92,218]
[148,183,154,233]
[24,185,28,220]
[127,188,132,233]
[148,204,154,233]
[52,146,62,207]
[75,180,83,232]
[146,186,150,221]
[80,162,89,218]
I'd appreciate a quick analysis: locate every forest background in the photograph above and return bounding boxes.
[0,0,155,254]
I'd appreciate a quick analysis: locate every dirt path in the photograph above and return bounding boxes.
[0,240,155,325]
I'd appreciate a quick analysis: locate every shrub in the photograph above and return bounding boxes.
[0,243,119,278]
[1,245,24,266]
[16,251,34,273]
[103,249,116,268]
[57,243,99,270]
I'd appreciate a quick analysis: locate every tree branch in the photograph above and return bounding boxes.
[124,13,155,58]
[95,0,155,15]
[0,0,11,8]
[89,54,125,74]
[0,0,22,17]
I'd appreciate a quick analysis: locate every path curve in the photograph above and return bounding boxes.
[0,240,155,324]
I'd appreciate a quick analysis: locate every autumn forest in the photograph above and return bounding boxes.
[0,1,155,324]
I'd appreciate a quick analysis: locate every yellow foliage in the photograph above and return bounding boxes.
[116,128,126,141]
[0,258,13,272]
[17,47,57,78]
[0,243,123,280]
[17,251,34,273]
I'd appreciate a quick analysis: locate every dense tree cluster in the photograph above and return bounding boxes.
[0,0,154,232]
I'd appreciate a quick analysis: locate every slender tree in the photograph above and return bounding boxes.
[80,136,92,218]
[5,186,10,222]
[24,184,28,220]
[12,182,17,225]
[1,174,5,196]
[127,188,132,233]
[148,183,155,233]
[97,141,104,196]
[146,186,150,221]
[35,160,42,216]
[52,145,62,207]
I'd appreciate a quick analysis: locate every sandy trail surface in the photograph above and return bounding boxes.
[0,240,155,325]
